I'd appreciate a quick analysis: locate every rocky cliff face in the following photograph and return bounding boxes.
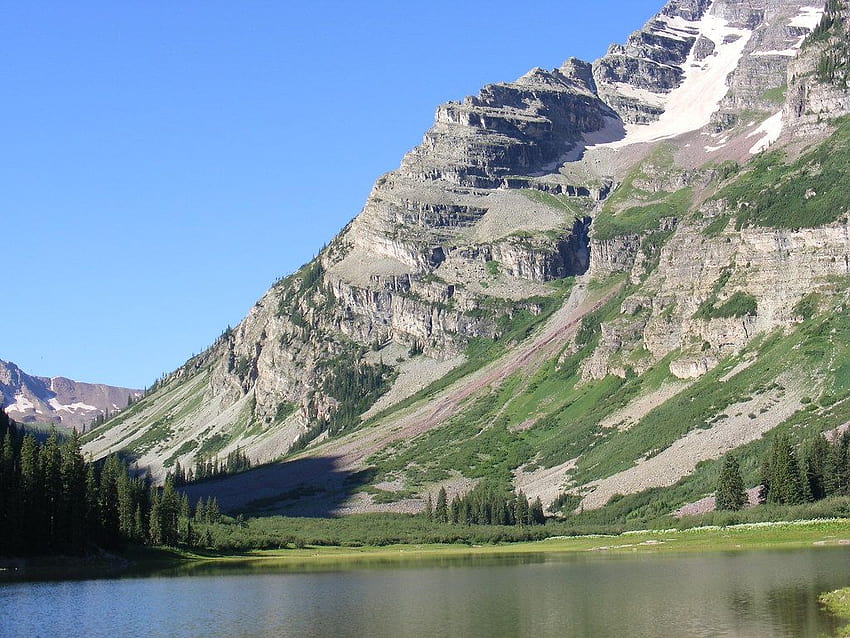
[593,0,712,123]
[0,360,140,429]
[83,0,850,508]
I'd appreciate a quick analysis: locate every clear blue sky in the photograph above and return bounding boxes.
[2,1,659,389]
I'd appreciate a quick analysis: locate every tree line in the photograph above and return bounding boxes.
[716,429,850,511]
[0,408,221,556]
[425,483,546,526]
[170,447,251,486]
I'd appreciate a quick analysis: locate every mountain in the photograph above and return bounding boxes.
[0,360,141,430]
[83,0,850,519]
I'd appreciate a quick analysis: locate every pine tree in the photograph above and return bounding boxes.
[715,454,747,511]
[60,430,87,549]
[19,434,41,552]
[84,462,100,542]
[180,492,191,520]
[149,488,163,545]
[765,434,806,505]
[206,497,221,524]
[116,465,135,539]
[0,415,20,555]
[435,487,448,523]
[803,436,830,500]
[194,496,207,523]
[530,497,546,525]
[828,431,850,495]
[449,495,461,524]
[424,493,433,521]
[99,455,122,546]
[159,477,180,546]
[40,428,62,549]
[133,504,144,542]
[514,491,529,526]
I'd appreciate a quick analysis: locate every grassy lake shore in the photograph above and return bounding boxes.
[140,518,850,575]
[4,518,850,582]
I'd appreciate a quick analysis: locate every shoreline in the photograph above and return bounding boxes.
[3,518,850,582]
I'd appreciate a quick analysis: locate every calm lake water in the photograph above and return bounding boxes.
[3,547,850,637]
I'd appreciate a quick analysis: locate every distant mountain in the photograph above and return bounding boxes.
[0,360,141,430]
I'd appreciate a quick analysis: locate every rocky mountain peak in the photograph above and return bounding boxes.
[0,359,140,430]
[662,0,713,21]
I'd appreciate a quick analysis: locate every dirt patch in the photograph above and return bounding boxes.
[327,246,412,288]
[362,349,465,420]
[825,421,850,443]
[512,458,578,509]
[672,487,762,517]
[600,381,692,432]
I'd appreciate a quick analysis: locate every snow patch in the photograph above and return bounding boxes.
[3,394,35,413]
[752,49,799,57]
[612,82,666,106]
[652,14,701,42]
[606,10,753,148]
[789,6,825,31]
[48,398,98,412]
[748,111,784,154]
[704,133,730,152]
[750,6,824,58]
[563,115,626,162]
[788,6,826,51]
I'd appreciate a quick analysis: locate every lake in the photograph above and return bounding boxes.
[2,547,850,637]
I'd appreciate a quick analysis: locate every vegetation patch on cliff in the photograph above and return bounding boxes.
[719,118,850,229]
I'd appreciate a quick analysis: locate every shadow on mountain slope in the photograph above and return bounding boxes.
[180,455,374,518]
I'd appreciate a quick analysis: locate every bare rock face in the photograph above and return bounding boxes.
[592,0,712,124]
[400,62,616,188]
[0,359,140,429]
[712,0,833,124]
[785,4,850,135]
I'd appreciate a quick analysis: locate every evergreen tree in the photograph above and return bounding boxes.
[180,492,191,520]
[449,495,461,524]
[194,496,207,523]
[149,488,162,545]
[133,504,145,542]
[116,465,135,539]
[715,454,747,511]
[435,487,448,523]
[0,421,20,554]
[98,455,122,546]
[40,428,62,549]
[765,434,806,505]
[84,462,100,541]
[19,434,41,552]
[803,436,830,500]
[514,491,529,526]
[529,497,546,525]
[60,430,87,549]
[159,477,180,546]
[206,497,221,524]
[827,431,850,495]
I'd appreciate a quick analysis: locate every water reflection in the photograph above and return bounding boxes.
[2,547,849,637]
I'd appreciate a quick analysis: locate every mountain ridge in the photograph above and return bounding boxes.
[0,359,141,430]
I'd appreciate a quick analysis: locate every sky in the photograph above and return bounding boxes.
[2,1,659,389]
